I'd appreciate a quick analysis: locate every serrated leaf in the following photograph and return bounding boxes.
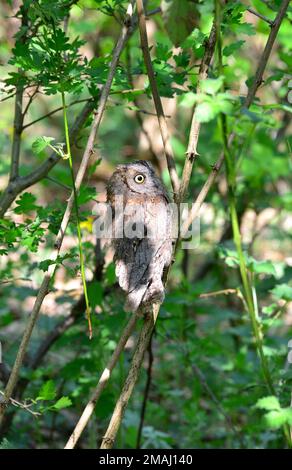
[52,396,72,410]
[223,40,245,57]
[37,380,56,401]
[15,192,38,214]
[32,136,55,155]
[161,0,200,47]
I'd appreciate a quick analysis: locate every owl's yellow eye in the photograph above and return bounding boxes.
[134,174,145,184]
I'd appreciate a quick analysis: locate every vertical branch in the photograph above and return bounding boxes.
[136,0,179,197]
[100,306,159,449]
[178,22,216,202]
[9,82,24,181]
[64,312,138,449]
[136,330,154,448]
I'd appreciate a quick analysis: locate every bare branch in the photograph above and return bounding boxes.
[64,311,138,449]
[178,22,216,203]
[136,0,180,197]
[9,81,24,181]
[246,7,273,26]
[245,0,290,108]
[22,97,93,130]
[136,331,154,448]
[100,305,159,449]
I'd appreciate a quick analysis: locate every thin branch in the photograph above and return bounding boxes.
[246,7,273,26]
[136,330,154,449]
[64,311,138,449]
[22,97,93,130]
[178,22,216,203]
[0,391,40,418]
[22,86,39,118]
[100,305,159,449]
[0,1,136,425]
[9,80,24,181]
[136,0,179,197]
[245,0,290,108]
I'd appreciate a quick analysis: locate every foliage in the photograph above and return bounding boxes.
[0,0,292,450]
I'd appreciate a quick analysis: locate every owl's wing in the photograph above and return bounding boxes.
[114,198,173,313]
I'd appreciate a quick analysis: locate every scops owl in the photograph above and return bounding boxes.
[106,160,173,314]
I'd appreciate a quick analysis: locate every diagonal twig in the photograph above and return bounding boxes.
[136,0,179,197]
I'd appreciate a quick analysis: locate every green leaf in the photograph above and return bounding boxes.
[32,136,55,155]
[251,260,276,276]
[270,284,292,301]
[195,102,216,123]
[15,192,38,214]
[255,396,280,411]
[200,77,224,95]
[52,396,72,410]
[223,40,245,57]
[37,380,56,401]
[161,0,200,47]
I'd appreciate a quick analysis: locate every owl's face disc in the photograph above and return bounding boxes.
[107,160,169,201]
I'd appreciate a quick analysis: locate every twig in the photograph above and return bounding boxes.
[22,86,39,118]
[0,391,40,418]
[136,0,179,197]
[22,97,93,130]
[136,330,154,448]
[9,80,24,181]
[100,305,159,449]
[245,0,290,108]
[246,7,273,26]
[0,1,136,425]
[178,22,217,203]
[64,311,138,449]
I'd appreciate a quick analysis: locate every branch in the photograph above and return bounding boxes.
[100,305,159,449]
[0,1,136,425]
[9,79,24,181]
[64,311,138,449]
[178,22,216,202]
[136,0,179,197]
[245,0,290,108]
[246,7,273,26]
[22,97,93,130]
[136,330,154,448]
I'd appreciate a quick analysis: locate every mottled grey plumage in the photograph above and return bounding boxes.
[107,161,173,313]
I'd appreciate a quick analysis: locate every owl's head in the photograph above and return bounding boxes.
[107,160,169,200]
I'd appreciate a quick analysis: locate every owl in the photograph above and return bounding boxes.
[107,160,173,314]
